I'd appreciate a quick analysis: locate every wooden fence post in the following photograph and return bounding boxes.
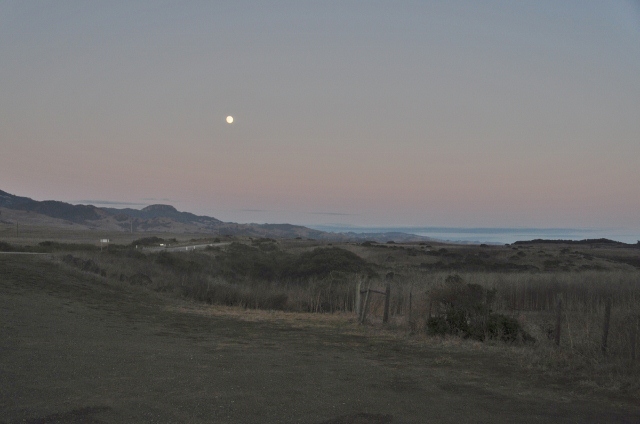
[555,299,562,347]
[408,291,412,322]
[631,315,637,361]
[360,288,371,325]
[383,284,391,324]
[355,280,362,317]
[601,298,612,356]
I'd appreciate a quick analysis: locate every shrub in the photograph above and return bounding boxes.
[212,243,288,282]
[155,251,203,273]
[486,313,535,342]
[426,316,448,336]
[209,244,373,283]
[37,241,99,252]
[0,241,17,252]
[62,254,106,277]
[128,273,153,286]
[284,247,373,280]
[427,275,533,343]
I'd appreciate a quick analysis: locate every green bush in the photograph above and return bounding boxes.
[427,275,533,343]
[128,273,153,286]
[486,313,527,342]
[154,251,204,274]
[62,254,106,277]
[284,247,372,280]
[210,244,373,283]
[37,241,99,252]
[426,316,448,336]
[212,243,288,282]
[0,241,18,252]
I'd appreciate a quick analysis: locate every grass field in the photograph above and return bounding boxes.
[1,228,640,422]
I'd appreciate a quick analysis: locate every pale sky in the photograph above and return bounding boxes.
[2,1,639,230]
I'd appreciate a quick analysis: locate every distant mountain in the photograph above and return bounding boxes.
[513,238,638,247]
[101,204,222,225]
[0,189,433,242]
[0,190,104,222]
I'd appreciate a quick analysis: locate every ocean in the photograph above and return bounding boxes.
[308,225,640,245]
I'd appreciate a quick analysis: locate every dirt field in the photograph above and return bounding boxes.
[2,255,639,423]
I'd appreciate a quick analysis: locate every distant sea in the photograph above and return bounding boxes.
[308,225,640,245]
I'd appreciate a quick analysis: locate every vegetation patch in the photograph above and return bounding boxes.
[286,247,373,280]
[427,275,535,343]
[0,241,20,252]
[128,273,153,286]
[62,254,106,277]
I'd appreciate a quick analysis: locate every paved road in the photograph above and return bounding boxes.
[0,243,230,255]
[142,242,230,253]
[0,252,49,255]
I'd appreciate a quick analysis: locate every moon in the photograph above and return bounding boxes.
[226,116,234,124]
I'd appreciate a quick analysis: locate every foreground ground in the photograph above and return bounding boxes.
[1,255,639,423]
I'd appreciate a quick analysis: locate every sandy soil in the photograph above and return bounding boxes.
[1,255,639,423]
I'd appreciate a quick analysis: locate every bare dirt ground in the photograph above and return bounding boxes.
[1,255,639,423]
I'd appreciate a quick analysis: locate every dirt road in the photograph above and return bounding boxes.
[1,255,638,423]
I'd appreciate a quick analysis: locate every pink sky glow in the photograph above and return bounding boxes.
[1,1,639,231]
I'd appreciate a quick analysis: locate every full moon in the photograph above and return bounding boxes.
[226,116,233,124]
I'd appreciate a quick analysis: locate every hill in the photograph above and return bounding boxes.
[0,189,432,242]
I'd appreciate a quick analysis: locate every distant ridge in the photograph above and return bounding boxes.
[513,238,639,247]
[0,190,103,222]
[101,204,222,224]
[0,189,433,242]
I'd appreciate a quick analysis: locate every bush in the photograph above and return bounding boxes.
[485,313,535,342]
[0,241,17,252]
[211,243,288,282]
[37,241,99,252]
[426,316,449,336]
[427,275,533,343]
[62,254,106,277]
[155,251,203,273]
[128,273,153,286]
[209,244,373,283]
[284,247,373,280]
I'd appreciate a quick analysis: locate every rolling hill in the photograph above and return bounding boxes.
[0,189,431,242]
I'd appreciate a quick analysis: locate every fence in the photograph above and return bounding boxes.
[356,280,391,325]
[353,276,640,362]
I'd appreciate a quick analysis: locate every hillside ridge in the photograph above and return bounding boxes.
[0,189,432,242]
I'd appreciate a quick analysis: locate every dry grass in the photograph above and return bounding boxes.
[4,231,640,398]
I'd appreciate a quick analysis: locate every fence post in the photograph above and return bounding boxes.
[360,288,371,325]
[383,284,391,324]
[601,298,612,356]
[408,290,412,322]
[631,315,637,361]
[355,280,362,317]
[555,299,562,347]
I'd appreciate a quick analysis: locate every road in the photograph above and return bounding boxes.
[142,242,230,253]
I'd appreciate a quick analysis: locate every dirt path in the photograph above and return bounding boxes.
[1,255,638,423]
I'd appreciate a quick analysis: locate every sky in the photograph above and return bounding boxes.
[1,1,639,231]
